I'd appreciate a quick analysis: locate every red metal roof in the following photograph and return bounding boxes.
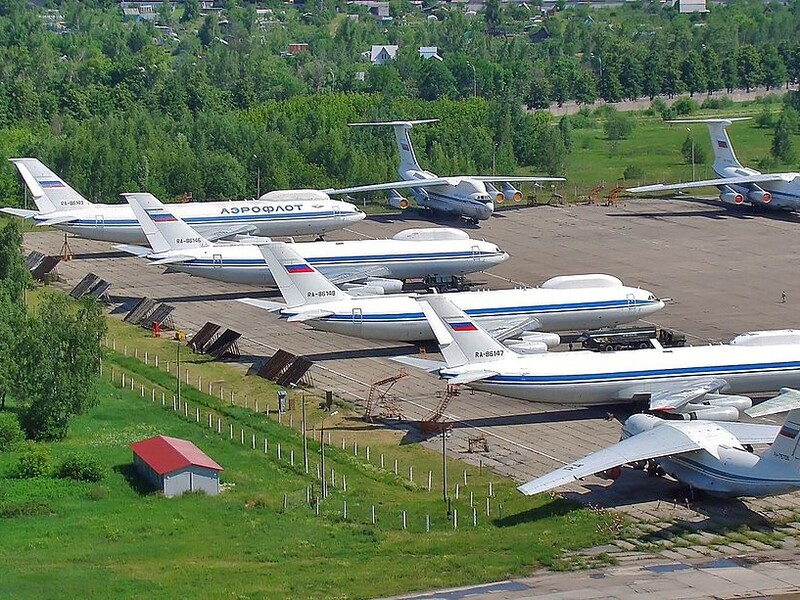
[130,435,223,476]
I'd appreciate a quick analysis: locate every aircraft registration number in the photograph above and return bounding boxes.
[177,237,203,244]
[307,290,337,298]
[60,200,85,206]
[475,349,504,358]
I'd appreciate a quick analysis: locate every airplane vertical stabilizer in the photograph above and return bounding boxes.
[9,158,95,213]
[349,119,438,176]
[124,193,211,253]
[419,295,514,368]
[668,118,749,173]
[767,409,800,460]
[259,242,350,308]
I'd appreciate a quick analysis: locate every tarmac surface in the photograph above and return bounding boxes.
[22,197,800,596]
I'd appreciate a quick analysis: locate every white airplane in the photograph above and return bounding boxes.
[3,158,365,244]
[518,409,800,499]
[627,118,800,210]
[119,192,509,290]
[404,295,800,421]
[325,120,565,223]
[239,242,664,343]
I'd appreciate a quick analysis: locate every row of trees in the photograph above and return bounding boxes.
[0,220,106,440]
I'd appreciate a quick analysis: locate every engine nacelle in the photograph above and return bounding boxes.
[504,340,549,354]
[730,329,800,347]
[392,228,469,242]
[363,277,404,294]
[502,182,523,202]
[341,284,385,296]
[387,189,409,210]
[720,190,744,205]
[676,406,740,422]
[541,274,623,289]
[520,331,561,348]
[485,182,505,204]
[747,186,772,205]
[688,394,752,412]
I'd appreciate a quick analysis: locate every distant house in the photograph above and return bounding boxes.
[530,26,551,43]
[349,1,393,23]
[119,2,159,21]
[288,43,309,56]
[679,0,708,13]
[419,46,443,61]
[131,435,223,498]
[366,44,399,65]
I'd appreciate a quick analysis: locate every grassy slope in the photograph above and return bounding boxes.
[0,345,615,600]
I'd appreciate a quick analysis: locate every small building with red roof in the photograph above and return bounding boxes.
[130,435,223,497]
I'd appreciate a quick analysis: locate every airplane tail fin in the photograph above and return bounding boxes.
[9,158,95,213]
[123,193,211,254]
[418,295,514,368]
[349,119,438,174]
[667,118,749,173]
[767,408,800,460]
[258,242,350,308]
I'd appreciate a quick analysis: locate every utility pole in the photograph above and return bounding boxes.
[441,429,448,502]
[302,394,308,474]
[687,128,696,180]
[176,342,181,406]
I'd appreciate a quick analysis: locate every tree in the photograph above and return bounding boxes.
[681,132,707,165]
[17,294,106,440]
[181,0,200,23]
[573,70,598,105]
[681,50,707,97]
[604,110,634,140]
[199,14,220,48]
[418,59,457,101]
[772,109,798,163]
[701,46,723,95]
[737,45,764,93]
[761,45,787,91]
[484,0,502,35]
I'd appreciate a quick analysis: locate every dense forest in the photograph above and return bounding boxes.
[2,0,800,204]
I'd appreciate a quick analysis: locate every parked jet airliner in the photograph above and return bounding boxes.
[518,409,800,500]
[120,193,508,290]
[627,118,800,210]
[3,158,365,244]
[403,295,800,421]
[239,242,664,344]
[325,120,564,223]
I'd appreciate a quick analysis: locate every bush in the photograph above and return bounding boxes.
[604,112,635,140]
[13,444,51,479]
[623,164,645,180]
[701,96,734,110]
[55,452,105,482]
[649,98,670,118]
[671,97,699,116]
[570,107,596,129]
[755,109,777,129]
[0,413,25,451]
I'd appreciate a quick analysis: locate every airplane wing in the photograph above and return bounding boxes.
[627,173,799,194]
[745,388,800,418]
[237,298,286,312]
[328,266,392,285]
[286,309,335,322]
[326,177,565,196]
[37,214,79,226]
[205,224,259,242]
[647,378,728,412]
[447,370,499,385]
[0,207,39,219]
[517,425,704,496]
[487,317,542,341]
[716,422,780,445]
[114,244,153,258]
[390,355,446,373]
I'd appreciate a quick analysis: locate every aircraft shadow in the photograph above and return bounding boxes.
[154,290,281,304]
[622,197,800,222]
[73,250,132,260]
[301,345,421,362]
[366,212,482,229]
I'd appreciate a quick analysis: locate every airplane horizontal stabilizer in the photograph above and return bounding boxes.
[237,298,286,312]
[716,422,780,445]
[745,388,800,418]
[114,244,153,257]
[286,309,335,322]
[348,119,439,127]
[38,214,79,226]
[447,370,498,385]
[0,207,39,219]
[150,254,198,265]
[628,173,798,194]
[389,355,445,373]
[328,266,392,285]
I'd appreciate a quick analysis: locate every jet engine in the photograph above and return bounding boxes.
[674,407,740,422]
[747,186,772,205]
[520,331,561,348]
[485,182,505,204]
[719,189,744,205]
[387,189,409,210]
[341,277,404,296]
[502,182,523,202]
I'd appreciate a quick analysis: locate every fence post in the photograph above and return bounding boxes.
[342,474,346,492]
[290,450,294,467]
[472,507,477,527]
[217,417,221,434]
[428,470,432,492]
[453,509,458,530]
[426,514,430,533]
[277,443,282,461]
[343,500,347,520]
[366,446,370,462]
[161,392,165,405]
[252,434,256,450]
[488,482,493,497]
[402,511,407,530]
[455,484,459,500]
[393,459,398,475]
[463,469,468,486]
[380,454,384,469]
[240,429,244,445]
[486,496,490,517]
[264,438,268,454]
[371,505,376,525]
[229,424,233,440]
[409,466,413,483]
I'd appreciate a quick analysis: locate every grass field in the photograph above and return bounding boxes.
[0,313,618,599]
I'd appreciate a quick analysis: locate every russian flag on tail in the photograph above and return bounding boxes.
[38,180,65,188]
[285,263,314,274]
[448,320,478,332]
[148,210,178,223]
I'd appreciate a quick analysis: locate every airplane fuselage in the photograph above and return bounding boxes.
[149,238,508,285]
[283,287,663,341]
[33,199,365,244]
[402,169,494,221]
[713,165,800,210]
[453,340,800,405]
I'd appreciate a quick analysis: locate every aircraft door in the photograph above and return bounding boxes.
[471,245,480,260]
[212,254,222,269]
[95,214,104,229]
[626,293,635,312]
[351,308,363,333]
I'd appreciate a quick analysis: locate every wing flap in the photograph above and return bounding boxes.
[716,422,780,445]
[518,425,703,496]
[389,355,446,373]
[745,388,800,418]
[114,244,153,257]
[206,224,258,241]
[328,266,391,285]
[150,254,197,265]
[447,370,498,385]
[648,378,728,412]
[487,317,542,342]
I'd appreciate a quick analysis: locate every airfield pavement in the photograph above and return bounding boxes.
[22,197,800,576]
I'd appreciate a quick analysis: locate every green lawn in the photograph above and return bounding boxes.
[0,347,616,600]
